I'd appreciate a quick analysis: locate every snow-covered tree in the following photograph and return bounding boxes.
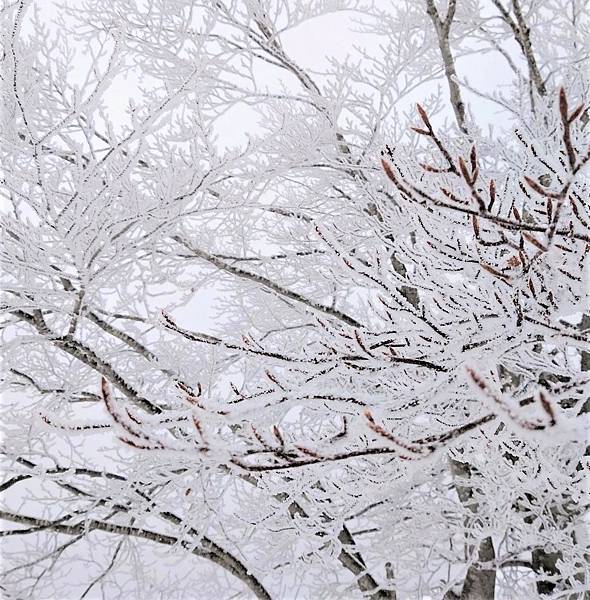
[1,0,588,598]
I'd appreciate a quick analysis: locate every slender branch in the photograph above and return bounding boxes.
[11,309,161,415]
[173,236,362,328]
[425,0,468,134]
[491,0,547,97]
[0,510,271,600]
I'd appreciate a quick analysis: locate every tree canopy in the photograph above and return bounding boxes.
[1,0,589,598]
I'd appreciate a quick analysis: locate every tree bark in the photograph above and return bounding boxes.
[449,459,497,600]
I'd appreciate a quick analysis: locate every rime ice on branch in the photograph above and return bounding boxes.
[2,1,589,598]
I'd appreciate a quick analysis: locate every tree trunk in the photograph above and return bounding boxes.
[450,458,497,600]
